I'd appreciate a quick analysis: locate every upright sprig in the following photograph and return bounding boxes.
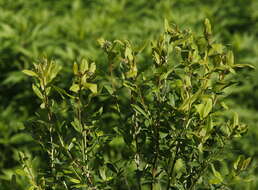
[70,58,97,188]
[22,58,61,174]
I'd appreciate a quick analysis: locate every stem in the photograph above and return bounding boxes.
[77,76,92,185]
[42,81,55,175]
[131,88,142,190]
[166,141,180,190]
[151,76,162,190]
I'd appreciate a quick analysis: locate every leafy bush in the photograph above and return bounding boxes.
[17,19,252,190]
[1,0,258,189]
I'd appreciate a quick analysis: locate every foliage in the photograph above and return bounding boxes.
[15,19,253,190]
[0,0,258,189]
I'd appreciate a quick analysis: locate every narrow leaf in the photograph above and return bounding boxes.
[22,70,38,77]
[32,84,43,99]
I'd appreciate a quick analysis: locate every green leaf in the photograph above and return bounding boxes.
[98,38,106,48]
[220,101,229,110]
[48,63,61,82]
[125,46,134,62]
[80,59,89,73]
[233,64,255,69]
[210,164,223,184]
[131,104,149,119]
[174,158,185,172]
[71,118,82,133]
[106,163,118,173]
[164,18,169,32]
[99,167,106,180]
[89,62,96,74]
[52,85,75,99]
[203,98,213,118]
[195,98,213,119]
[103,84,114,95]
[204,18,212,37]
[32,84,43,99]
[70,84,80,93]
[233,112,239,128]
[83,82,97,93]
[73,62,78,75]
[234,155,244,170]
[242,157,252,170]
[15,169,26,176]
[69,178,80,184]
[226,51,234,66]
[10,133,32,144]
[179,89,201,111]
[22,70,38,77]
[208,44,224,55]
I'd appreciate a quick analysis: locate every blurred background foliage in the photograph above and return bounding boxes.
[0,0,257,189]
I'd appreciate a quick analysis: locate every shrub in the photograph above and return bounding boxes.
[19,19,252,190]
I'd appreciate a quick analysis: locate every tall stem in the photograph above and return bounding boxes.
[42,80,55,174]
[166,140,180,190]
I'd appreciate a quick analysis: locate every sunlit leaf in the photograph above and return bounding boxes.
[22,70,38,77]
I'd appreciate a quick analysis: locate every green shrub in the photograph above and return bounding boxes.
[17,19,253,190]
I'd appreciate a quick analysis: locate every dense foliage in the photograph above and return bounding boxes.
[19,19,253,189]
[0,0,257,189]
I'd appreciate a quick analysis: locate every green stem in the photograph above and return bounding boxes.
[42,80,55,175]
[166,140,180,190]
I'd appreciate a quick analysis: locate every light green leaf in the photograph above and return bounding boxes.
[234,155,244,170]
[242,157,252,170]
[164,18,169,32]
[99,167,106,180]
[226,51,234,66]
[131,104,149,119]
[52,85,75,99]
[97,38,106,48]
[125,46,133,62]
[179,89,201,111]
[70,84,80,93]
[233,64,255,69]
[49,63,61,82]
[204,18,212,37]
[15,169,26,176]
[203,98,213,118]
[208,44,224,56]
[210,164,223,184]
[73,62,78,75]
[233,112,239,127]
[80,59,89,73]
[71,118,82,133]
[89,62,96,74]
[84,83,97,93]
[32,84,43,99]
[22,70,38,77]
[69,178,80,184]
[195,98,212,119]
[220,101,229,110]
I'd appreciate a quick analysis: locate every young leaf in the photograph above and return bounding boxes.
[70,84,80,93]
[73,62,78,75]
[22,70,38,77]
[69,178,81,184]
[80,59,89,73]
[89,62,96,74]
[32,84,43,99]
[131,104,149,119]
[204,18,212,38]
[83,82,97,93]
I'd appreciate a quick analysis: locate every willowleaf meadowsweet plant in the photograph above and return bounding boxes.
[19,19,253,190]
